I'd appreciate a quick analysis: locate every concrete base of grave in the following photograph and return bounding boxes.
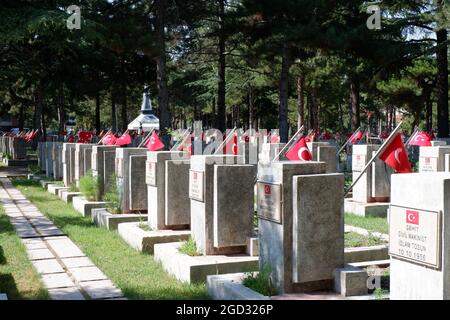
[207,272,386,300]
[40,180,54,189]
[344,245,389,263]
[60,191,81,203]
[72,196,108,217]
[154,242,259,283]
[118,222,190,254]
[47,184,68,195]
[207,273,270,300]
[27,174,42,182]
[91,209,148,231]
[344,199,389,217]
[3,159,36,167]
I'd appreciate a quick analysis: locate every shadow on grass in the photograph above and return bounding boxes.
[0,246,5,265]
[0,274,19,299]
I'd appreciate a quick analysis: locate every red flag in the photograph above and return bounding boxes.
[115,132,132,146]
[285,137,313,161]
[379,133,412,173]
[98,130,105,137]
[379,131,389,140]
[25,130,37,142]
[350,130,363,144]
[78,132,94,143]
[102,132,117,145]
[68,134,75,143]
[305,132,317,143]
[270,132,280,143]
[406,210,419,225]
[409,131,432,147]
[145,131,165,151]
[224,133,238,155]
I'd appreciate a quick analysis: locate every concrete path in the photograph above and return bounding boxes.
[0,177,126,300]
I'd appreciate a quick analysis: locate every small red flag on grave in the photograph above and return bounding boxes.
[25,130,38,142]
[98,130,105,137]
[409,131,432,147]
[115,132,132,146]
[224,132,238,155]
[270,132,280,143]
[78,132,94,143]
[379,133,412,173]
[350,130,363,144]
[102,132,117,145]
[285,137,313,161]
[145,131,165,151]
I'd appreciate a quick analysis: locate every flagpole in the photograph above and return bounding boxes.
[344,121,403,197]
[336,126,361,156]
[214,127,237,155]
[170,129,190,151]
[97,129,112,145]
[405,126,418,147]
[137,129,155,148]
[272,125,304,162]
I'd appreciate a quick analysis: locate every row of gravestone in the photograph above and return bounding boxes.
[37,139,450,299]
[0,136,27,160]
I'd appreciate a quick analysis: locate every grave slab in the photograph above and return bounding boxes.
[154,242,258,283]
[72,196,108,217]
[48,184,69,196]
[118,222,190,254]
[61,191,81,203]
[344,199,389,217]
[91,208,147,230]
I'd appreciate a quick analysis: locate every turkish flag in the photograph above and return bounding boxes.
[285,137,313,161]
[406,210,419,225]
[98,130,105,137]
[102,132,117,146]
[409,132,432,147]
[270,132,280,143]
[379,133,412,173]
[350,130,363,144]
[224,133,238,155]
[78,132,94,143]
[145,131,165,151]
[115,132,132,146]
[178,135,192,156]
[305,132,317,143]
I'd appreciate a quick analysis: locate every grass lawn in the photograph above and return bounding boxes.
[345,212,389,234]
[0,206,49,299]
[12,178,208,300]
[344,232,386,247]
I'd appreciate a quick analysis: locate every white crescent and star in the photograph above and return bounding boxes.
[407,213,416,222]
[394,148,402,164]
[298,147,310,161]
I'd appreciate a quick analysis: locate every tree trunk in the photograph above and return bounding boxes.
[120,57,128,132]
[249,87,255,129]
[216,0,226,132]
[297,74,305,130]
[436,18,448,137]
[18,104,24,131]
[57,82,65,137]
[111,88,117,132]
[350,76,361,129]
[33,85,44,146]
[426,96,433,132]
[95,93,101,134]
[279,45,291,142]
[155,0,171,147]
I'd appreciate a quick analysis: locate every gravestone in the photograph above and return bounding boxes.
[91,145,119,199]
[11,137,27,159]
[115,148,148,213]
[257,160,343,294]
[62,143,77,187]
[52,142,63,180]
[307,142,337,173]
[190,155,254,255]
[103,150,117,194]
[147,151,190,230]
[74,144,93,186]
[389,173,450,300]
[45,142,54,177]
[418,144,450,173]
[259,143,286,162]
[344,144,392,217]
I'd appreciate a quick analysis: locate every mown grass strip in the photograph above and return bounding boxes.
[13,179,208,300]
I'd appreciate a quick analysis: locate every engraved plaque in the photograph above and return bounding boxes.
[189,170,204,202]
[257,182,282,224]
[146,161,157,186]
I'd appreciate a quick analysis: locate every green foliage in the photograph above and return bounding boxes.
[103,173,121,214]
[79,170,99,201]
[28,164,41,175]
[178,237,200,257]
[242,265,277,297]
[68,183,78,192]
[344,232,386,247]
[345,213,389,234]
